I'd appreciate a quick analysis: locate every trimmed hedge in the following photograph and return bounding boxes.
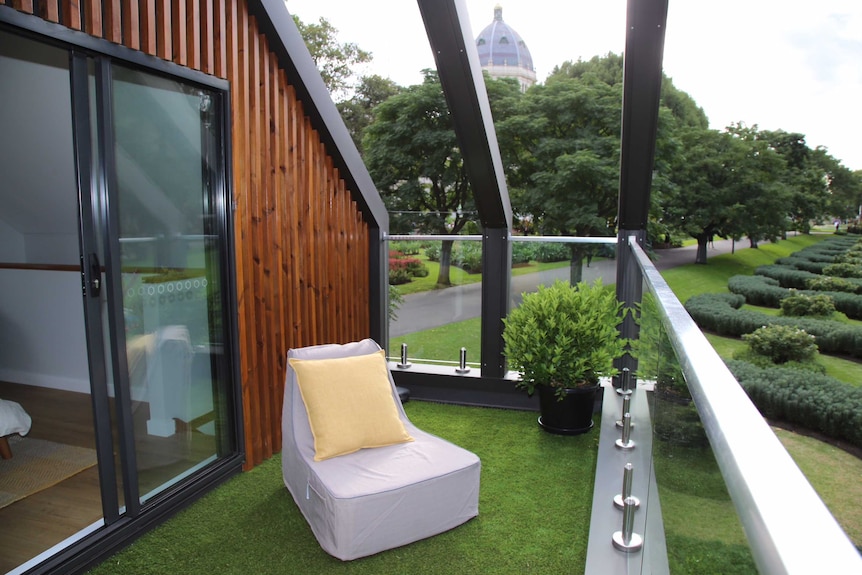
[728,275,862,319]
[823,262,862,279]
[779,293,835,317]
[684,293,862,357]
[727,360,862,448]
[727,275,786,307]
[774,256,830,273]
[806,275,862,294]
[755,265,819,289]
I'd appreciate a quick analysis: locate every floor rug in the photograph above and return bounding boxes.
[0,436,98,509]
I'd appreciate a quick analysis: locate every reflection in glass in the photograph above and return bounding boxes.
[387,237,482,367]
[111,65,231,502]
[640,288,756,571]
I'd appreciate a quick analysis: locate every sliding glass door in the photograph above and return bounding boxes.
[0,31,104,573]
[104,63,235,503]
[0,26,239,574]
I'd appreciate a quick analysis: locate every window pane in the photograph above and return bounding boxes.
[111,65,232,502]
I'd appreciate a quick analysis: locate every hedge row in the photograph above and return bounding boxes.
[727,274,862,319]
[727,360,862,448]
[807,275,862,294]
[727,275,785,306]
[755,265,819,289]
[684,293,862,358]
[774,256,830,273]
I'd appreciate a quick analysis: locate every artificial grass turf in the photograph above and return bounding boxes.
[86,402,598,575]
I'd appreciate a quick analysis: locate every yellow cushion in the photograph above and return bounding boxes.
[288,350,413,461]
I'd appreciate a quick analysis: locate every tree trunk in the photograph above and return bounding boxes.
[749,237,759,248]
[436,239,454,287]
[569,244,586,284]
[695,235,709,264]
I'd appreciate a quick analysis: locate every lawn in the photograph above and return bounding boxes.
[392,250,576,296]
[660,234,827,303]
[389,317,481,364]
[87,402,599,575]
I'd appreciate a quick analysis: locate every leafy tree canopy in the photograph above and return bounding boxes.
[336,74,402,153]
[293,15,371,99]
[363,71,473,286]
[660,124,791,262]
[548,52,708,129]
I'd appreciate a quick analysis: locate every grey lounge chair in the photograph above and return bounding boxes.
[282,338,481,560]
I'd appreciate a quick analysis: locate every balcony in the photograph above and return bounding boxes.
[84,234,862,575]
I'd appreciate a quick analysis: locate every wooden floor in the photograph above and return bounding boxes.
[0,381,219,573]
[0,381,103,574]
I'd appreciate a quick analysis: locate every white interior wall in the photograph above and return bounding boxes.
[0,269,90,393]
[0,219,25,262]
[0,33,88,393]
[24,233,80,264]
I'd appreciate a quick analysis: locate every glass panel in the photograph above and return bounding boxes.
[509,236,617,372]
[0,32,103,571]
[639,289,756,573]
[387,236,482,369]
[110,64,231,503]
[510,238,617,290]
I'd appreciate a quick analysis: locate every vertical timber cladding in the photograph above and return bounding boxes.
[8,0,372,468]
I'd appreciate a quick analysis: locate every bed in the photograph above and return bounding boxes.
[0,398,32,459]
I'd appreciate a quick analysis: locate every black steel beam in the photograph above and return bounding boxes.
[417,0,513,378]
[617,0,669,231]
[615,0,668,380]
[480,227,511,378]
[415,0,512,230]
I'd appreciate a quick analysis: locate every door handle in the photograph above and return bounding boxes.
[88,252,101,297]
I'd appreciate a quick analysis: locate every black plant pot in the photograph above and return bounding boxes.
[537,384,599,435]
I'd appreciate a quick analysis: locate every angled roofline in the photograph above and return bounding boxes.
[249,0,389,231]
[248,0,389,344]
[417,0,513,230]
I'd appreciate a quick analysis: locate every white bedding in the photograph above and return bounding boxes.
[0,399,32,437]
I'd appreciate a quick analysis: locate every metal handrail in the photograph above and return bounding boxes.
[628,236,861,574]
[385,233,617,244]
[386,234,483,241]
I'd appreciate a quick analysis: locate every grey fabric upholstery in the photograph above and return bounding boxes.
[282,338,480,560]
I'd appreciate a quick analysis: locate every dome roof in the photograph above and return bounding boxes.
[475,5,534,73]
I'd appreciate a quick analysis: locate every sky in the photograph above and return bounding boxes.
[285,0,862,171]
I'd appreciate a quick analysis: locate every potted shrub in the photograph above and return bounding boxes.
[503,279,628,434]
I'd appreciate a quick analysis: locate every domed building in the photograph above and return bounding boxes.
[475,5,537,92]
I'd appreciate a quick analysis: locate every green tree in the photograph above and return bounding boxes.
[812,149,862,222]
[363,71,473,287]
[541,52,706,254]
[659,76,708,130]
[362,71,521,287]
[725,123,791,247]
[497,74,622,282]
[336,74,401,153]
[662,127,738,263]
[757,129,829,233]
[292,15,371,99]
[549,52,708,129]
[550,52,624,86]
[662,124,789,263]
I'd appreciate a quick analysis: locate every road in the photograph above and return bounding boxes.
[390,238,741,337]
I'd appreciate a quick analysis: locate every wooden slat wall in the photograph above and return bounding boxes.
[7,0,372,469]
